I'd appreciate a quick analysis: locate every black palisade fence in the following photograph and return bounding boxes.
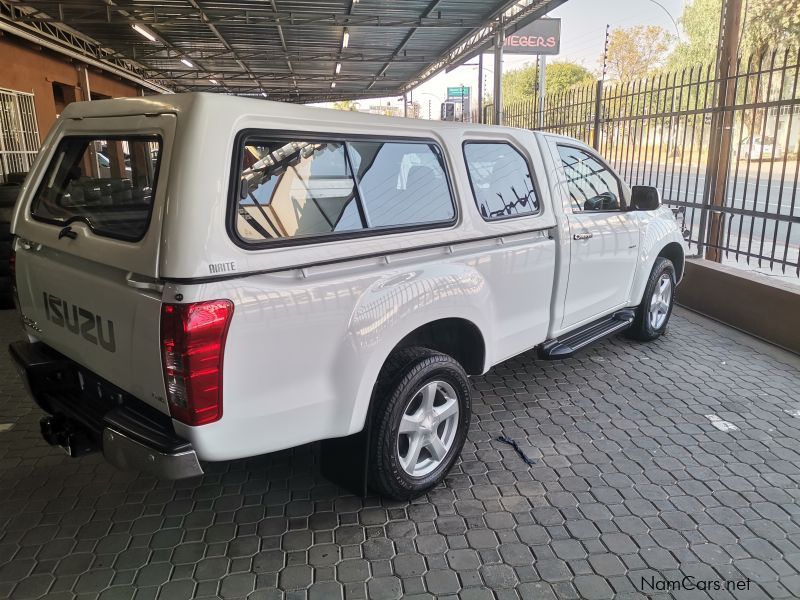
[486,49,800,279]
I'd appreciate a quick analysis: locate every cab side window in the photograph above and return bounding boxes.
[556,145,622,212]
[463,142,540,221]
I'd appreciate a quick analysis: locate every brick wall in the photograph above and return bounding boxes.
[0,35,144,140]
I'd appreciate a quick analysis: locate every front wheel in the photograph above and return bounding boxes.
[368,347,471,500]
[626,257,676,341]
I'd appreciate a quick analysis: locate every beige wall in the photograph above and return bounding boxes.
[678,259,800,355]
[0,35,143,140]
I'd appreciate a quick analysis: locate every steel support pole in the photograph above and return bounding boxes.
[702,0,741,261]
[478,53,483,124]
[403,92,408,118]
[537,55,546,129]
[493,22,504,126]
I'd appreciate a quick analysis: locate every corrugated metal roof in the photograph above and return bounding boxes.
[2,0,566,102]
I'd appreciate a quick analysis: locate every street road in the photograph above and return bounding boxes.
[614,159,800,283]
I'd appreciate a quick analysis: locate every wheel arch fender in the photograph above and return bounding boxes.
[333,262,494,435]
[630,209,687,305]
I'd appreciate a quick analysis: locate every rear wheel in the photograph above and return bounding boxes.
[0,221,11,308]
[368,347,471,500]
[627,257,676,341]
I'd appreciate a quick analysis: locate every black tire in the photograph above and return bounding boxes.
[626,257,676,341]
[368,347,472,500]
[0,275,12,310]
[0,240,11,276]
[0,184,20,208]
[0,222,10,242]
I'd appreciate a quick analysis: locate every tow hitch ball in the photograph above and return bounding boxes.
[39,416,97,457]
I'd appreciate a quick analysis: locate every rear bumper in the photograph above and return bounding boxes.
[9,340,203,480]
[102,428,203,479]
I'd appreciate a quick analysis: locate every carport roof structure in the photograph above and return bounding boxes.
[0,0,566,103]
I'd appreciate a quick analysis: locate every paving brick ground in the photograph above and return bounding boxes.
[2,306,800,599]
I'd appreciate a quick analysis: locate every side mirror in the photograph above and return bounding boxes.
[631,186,660,211]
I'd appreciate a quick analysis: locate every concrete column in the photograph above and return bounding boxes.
[77,65,91,101]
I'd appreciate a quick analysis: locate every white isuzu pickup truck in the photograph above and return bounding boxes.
[9,94,685,499]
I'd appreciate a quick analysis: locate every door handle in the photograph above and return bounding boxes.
[573,232,593,240]
[126,272,164,293]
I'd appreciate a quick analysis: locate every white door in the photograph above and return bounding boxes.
[554,144,640,329]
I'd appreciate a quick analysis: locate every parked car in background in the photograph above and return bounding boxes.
[9,94,686,499]
[0,173,25,309]
[737,136,785,160]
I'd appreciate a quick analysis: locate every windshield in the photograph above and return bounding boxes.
[31,136,162,241]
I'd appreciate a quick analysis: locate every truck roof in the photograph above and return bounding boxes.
[60,92,528,136]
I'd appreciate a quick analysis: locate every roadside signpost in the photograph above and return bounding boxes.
[498,18,561,127]
[443,86,471,122]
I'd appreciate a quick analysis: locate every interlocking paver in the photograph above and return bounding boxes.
[2,308,800,599]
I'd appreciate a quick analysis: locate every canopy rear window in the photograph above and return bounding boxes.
[31,136,162,242]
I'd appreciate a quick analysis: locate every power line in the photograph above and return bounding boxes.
[643,0,681,38]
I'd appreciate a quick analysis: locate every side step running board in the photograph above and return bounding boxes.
[538,308,636,360]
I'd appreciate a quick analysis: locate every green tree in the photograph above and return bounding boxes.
[604,26,673,81]
[669,0,800,68]
[546,62,596,94]
[668,0,720,68]
[745,0,800,59]
[332,100,359,111]
[502,61,594,103]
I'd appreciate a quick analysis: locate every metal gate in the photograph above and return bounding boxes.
[0,88,40,182]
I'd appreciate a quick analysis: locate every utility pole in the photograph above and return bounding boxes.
[493,19,504,126]
[593,24,610,150]
[701,0,742,261]
[601,24,610,83]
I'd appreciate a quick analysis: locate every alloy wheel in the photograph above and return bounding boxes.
[648,273,673,330]
[396,380,460,477]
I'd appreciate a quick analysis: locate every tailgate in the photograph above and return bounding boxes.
[11,113,176,415]
[14,244,169,414]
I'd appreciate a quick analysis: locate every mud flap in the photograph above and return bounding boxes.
[320,425,371,498]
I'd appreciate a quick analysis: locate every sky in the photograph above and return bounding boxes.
[354,0,687,117]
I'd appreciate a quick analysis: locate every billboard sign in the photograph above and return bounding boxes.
[504,18,561,55]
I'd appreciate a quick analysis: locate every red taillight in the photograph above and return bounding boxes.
[160,300,234,426]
